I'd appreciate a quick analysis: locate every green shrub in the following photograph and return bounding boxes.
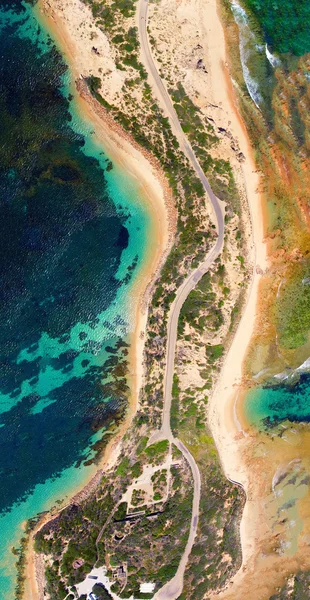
[116,456,130,477]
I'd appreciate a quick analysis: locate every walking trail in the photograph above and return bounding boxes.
[138,0,226,597]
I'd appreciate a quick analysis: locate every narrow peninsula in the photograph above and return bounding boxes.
[2,0,310,600]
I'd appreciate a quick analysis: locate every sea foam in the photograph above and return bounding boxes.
[265,44,281,68]
[231,0,262,108]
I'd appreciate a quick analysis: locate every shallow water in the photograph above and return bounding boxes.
[245,372,310,429]
[0,1,151,596]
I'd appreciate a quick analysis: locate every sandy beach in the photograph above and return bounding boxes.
[35,0,176,461]
[73,83,176,416]
[202,3,310,598]
[203,0,267,521]
[145,0,268,574]
[34,0,179,451]
[198,0,271,587]
[23,2,176,598]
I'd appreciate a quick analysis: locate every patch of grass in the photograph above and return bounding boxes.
[116,456,130,477]
[205,344,224,363]
[144,440,169,463]
[131,461,143,478]
[136,436,148,455]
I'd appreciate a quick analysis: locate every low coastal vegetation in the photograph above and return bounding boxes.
[18,0,250,596]
[34,438,193,599]
[13,517,41,600]
[32,416,243,600]
[172,377,243,599]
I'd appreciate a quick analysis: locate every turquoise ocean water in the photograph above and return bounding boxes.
[245,373,310,429]
[0,2,151,596]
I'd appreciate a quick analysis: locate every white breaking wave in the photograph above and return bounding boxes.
[265,44,281,68]
[296,357,310,372]
[273,356,310,381]
[231,0,248,23]
[231,0,262,108]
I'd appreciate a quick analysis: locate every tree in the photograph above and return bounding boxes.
[92,583,113,600]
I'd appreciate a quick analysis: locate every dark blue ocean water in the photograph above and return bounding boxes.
[0,1,150,595]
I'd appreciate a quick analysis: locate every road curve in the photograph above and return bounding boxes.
[139,0,224,240]
[154,438,201,600]
[138,1,225,598]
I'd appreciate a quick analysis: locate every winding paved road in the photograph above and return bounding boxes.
[138,1,225,598]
